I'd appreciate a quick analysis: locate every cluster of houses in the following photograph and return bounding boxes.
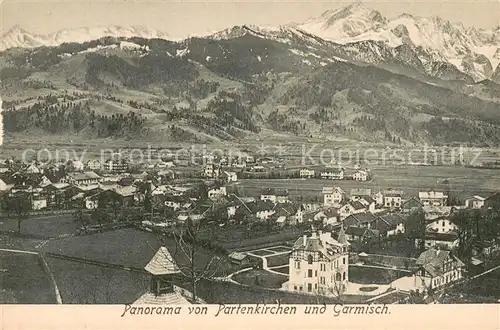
[201,155,286,179]
[282,188,500,298]
[0,159,197,214]
[285,227,469,297]
[300,167,372,181]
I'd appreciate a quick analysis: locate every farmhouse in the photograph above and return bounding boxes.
[104,159,129,174]
[372,191,384,207]
[351,170,370,181]
[63,171,101,185]
[416,232,460,250]
[300,169,315,178]
[86,160,101,171]
[0,178,8,191]
[322,187,345,207]
[345,226,380,243]
[343,212,379,229]
[383,189,403,209]
[418,191,448,207]
[208,186,227,200]
[25,164,41,174]
[203,164,220,179]
[349,189,372,201]
[358,196,376,212]
[374,213,406,237]
[260,188,289,204]
[465,195,485,209]
[426,217,458,234]
[422,205,456,221]
[313,208,339,226]
[414,248,465,292]
[223,171,238,183]
[320,168,344,180]
[402,197,423,214]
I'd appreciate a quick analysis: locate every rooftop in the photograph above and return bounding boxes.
[144,247,181,276]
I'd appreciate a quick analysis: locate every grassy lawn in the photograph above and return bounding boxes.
[271,266,289,275]
[232,269,288,289]
[349,265,408,285]
[45,257,150,304]
[224,229,301,251]
[0,214,79,239]
[268,246,292,253]
[361,239,419,258]
[0,251,57,304]
[266,253,291,267]
[0,234,45,250]
[250,249,275,256]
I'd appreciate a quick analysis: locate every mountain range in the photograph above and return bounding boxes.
[3,3,500,82]
[1,3,500,146]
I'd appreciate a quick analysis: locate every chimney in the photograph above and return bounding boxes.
[311,231,317,238]
[303,235,307,247]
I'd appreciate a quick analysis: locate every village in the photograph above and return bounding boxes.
[1,149,500,305]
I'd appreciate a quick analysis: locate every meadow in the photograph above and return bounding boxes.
[0,251,57,304]
[236,164,500,201]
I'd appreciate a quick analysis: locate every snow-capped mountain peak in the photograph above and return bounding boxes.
[295,3,500,81]
[297,3,388,41]
[0,25,170,52]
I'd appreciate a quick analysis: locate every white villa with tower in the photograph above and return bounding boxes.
[286,228,350,296]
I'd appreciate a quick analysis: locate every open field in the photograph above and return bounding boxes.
[0,251,57,304]
[232,269,288,289]
[46,257,149,304]
[0,214,79,239]
[237,164,500,201]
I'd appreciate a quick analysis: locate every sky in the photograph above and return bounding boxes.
[1,0,499,39]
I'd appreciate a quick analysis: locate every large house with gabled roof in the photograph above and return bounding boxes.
[413,248,465,292]
[287,229,350,296]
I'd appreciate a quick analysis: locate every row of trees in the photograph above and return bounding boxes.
[3,96,145,138]
[406,206,500,264]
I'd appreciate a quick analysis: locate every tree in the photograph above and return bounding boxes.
[405,210,426,254]
[73,204,89,230]
[156,204,227,303]
[7,193,32,234]
[451,209,482,264]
